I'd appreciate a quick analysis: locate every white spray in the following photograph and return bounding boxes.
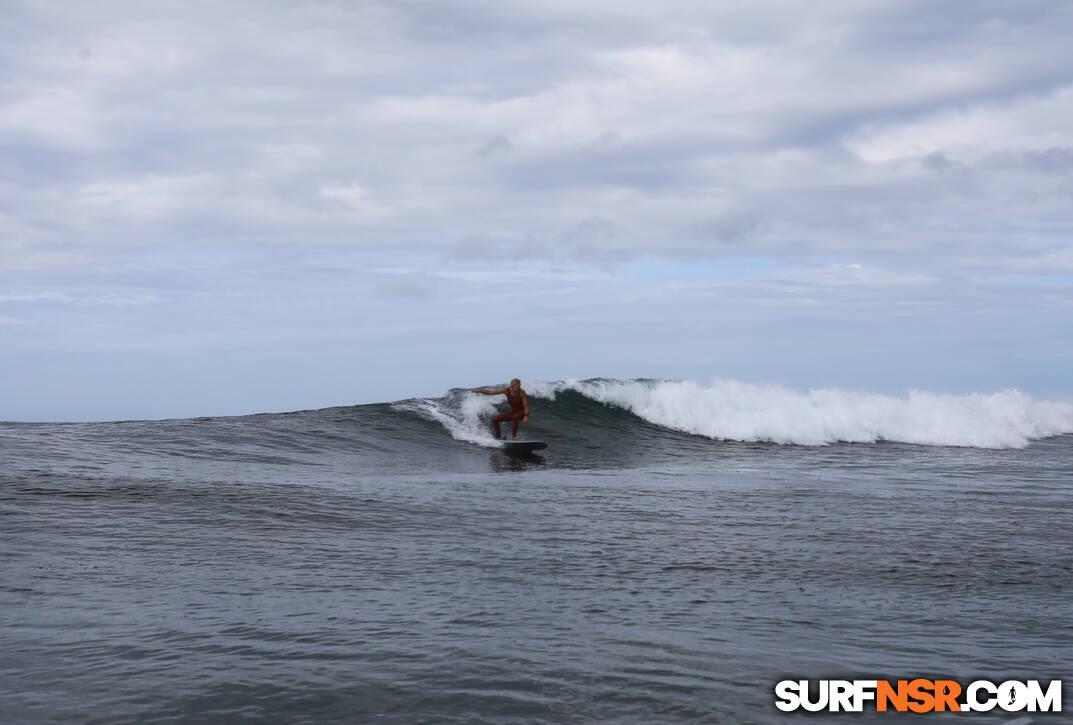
[535,378,1073,449]
[398,378,1073,449]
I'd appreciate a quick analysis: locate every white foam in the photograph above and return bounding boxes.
[535,378,1073,449]
[393,391,502,447]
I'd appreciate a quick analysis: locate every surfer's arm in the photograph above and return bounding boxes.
[522,391,530,418]
[471,387,508,395]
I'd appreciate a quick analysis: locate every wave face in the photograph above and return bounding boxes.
[3,378,1071,488]
[405,378,1073,450]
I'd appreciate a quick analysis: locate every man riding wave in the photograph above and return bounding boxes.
[471,378,529,440]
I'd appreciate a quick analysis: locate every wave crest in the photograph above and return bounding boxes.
[392,390,502,446]
[532,378,1073,448]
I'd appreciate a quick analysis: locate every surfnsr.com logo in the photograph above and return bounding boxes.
[775,679,1062,713]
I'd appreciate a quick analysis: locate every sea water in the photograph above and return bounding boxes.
[3,379,1071,723]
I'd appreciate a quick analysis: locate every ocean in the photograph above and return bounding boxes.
[3,378,1072,723]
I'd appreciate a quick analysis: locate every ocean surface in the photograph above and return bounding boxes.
[3,378,1072,724]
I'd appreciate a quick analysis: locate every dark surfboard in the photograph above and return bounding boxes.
[499,440,548,454]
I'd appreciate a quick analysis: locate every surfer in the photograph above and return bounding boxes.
[471,379,530,440]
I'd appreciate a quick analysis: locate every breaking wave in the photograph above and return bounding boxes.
[403,378,1073,449]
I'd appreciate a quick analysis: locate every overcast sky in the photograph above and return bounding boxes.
[2,0,1072,421]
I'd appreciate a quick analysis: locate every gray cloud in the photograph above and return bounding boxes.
[921,152,964,174]
[3,0,1073,417]
[989,147,1073,175]
[477,135,513,158]
[5,0,1072,266]
[374,276,436,299]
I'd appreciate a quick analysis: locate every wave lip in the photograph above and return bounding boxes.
[529,379,1073,449]
[392,390,503,447]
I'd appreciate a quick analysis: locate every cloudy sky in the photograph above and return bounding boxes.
[3,0,1072,421]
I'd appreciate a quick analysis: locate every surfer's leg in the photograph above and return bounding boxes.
[510,411,524,440]
[491,412,511,439]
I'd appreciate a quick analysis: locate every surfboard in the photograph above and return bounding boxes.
[499,440,548,453]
